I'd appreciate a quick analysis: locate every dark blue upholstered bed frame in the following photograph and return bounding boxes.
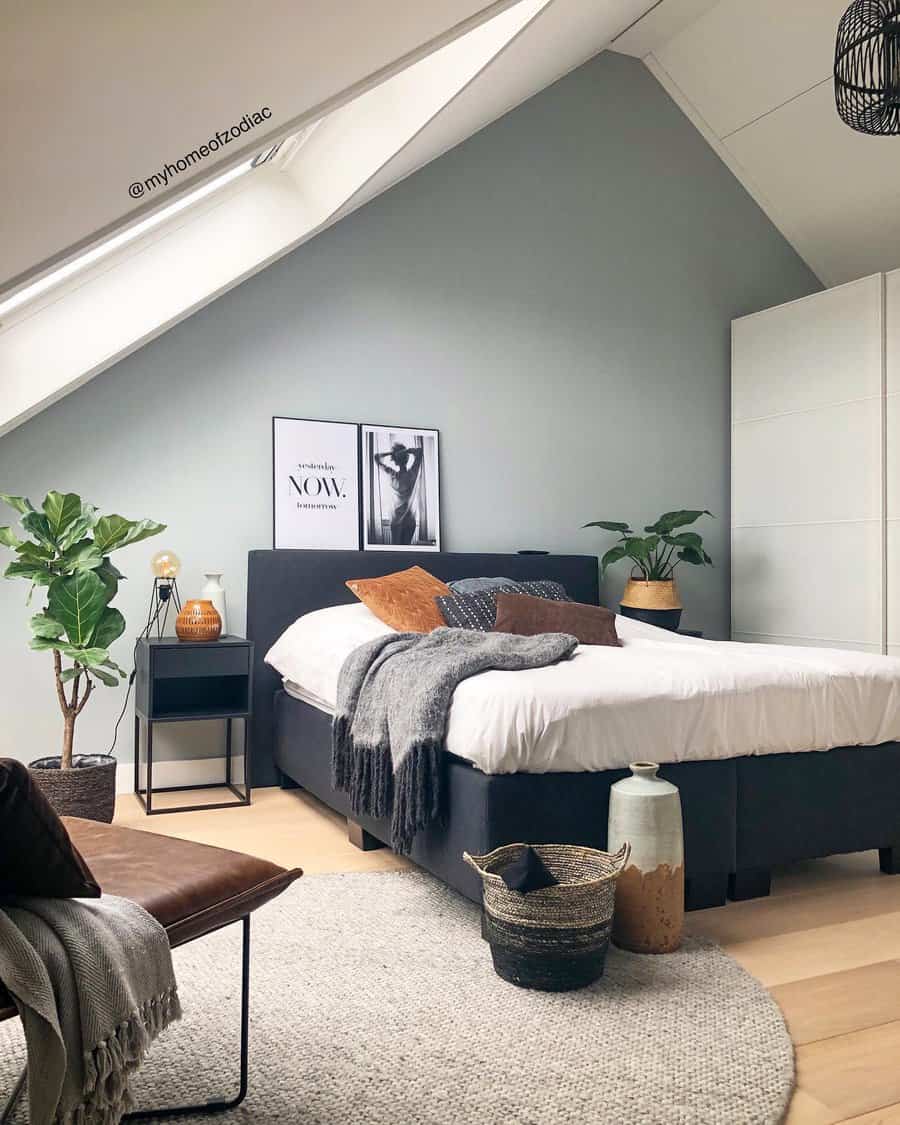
[247,549,900,910]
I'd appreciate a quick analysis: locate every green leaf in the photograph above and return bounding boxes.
[677,546,708,566]
[93,515,166,554]
[0,494,34,516]
[42,491,83,538]
[86,665,119,687]
[29,635,68,652]
[0,526,20,549]
[662,531,703,550]
[48,570,109,646]
[5,560,53,584]
[56,514,97,553]
[20,510,56,549]
[91,607,125,649]
[623,538,651,562]
[645,510,713,535]
[600,544,628,575]
[58,667,80,683]
[95,558,123,603]
[69,646,111,667]
[30,613,65,639]
[583,520,632,533]
[60,539,104,573]
[15,540,53,562]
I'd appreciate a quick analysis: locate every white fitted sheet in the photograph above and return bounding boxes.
[268,604,900,774]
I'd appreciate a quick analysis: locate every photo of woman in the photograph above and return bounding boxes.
[362,425,440,551]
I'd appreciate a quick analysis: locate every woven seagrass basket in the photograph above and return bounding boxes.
[463,842,630,992]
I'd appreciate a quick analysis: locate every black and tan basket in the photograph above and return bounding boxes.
[463,842,630,992]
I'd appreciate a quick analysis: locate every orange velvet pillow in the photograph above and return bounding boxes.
[346,566,451,633]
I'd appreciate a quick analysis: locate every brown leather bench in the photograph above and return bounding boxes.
[1,817,301,1119]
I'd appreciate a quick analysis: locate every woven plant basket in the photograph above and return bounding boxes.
[463,842,630,992]
[29,754,117,822]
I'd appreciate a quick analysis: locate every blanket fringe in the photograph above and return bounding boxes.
[63,986,181,1124]
[334,724,443,854]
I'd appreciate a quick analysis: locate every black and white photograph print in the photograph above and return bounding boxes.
[273,417,361,549]
[362,424,441,551]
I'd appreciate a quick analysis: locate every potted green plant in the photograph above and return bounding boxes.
[1,491,164,820]
[583,509,714,630]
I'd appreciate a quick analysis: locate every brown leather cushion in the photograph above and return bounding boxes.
[346,565,451,632]
[493,592,621,647]
[0,758,101,899]
[0,818,301,1022]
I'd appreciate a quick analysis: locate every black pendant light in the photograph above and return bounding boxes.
[835,0,900,134]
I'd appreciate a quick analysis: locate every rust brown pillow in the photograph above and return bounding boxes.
[0,758,101,898]
[346,566,451,633]
[493,592,621,647]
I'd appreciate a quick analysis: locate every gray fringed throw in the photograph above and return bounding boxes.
[333,627,578,853]
[0,894,181,1124]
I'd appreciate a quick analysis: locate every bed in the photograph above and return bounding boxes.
[247,548,900,909]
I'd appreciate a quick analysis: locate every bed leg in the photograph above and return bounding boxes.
[278,770,300,790]
[879,845,900,875]
[684,872,728,911]
[728,868,772,901]
[348,819,383,851]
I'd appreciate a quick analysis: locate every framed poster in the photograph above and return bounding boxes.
[361,424,441,551]
[272,417,361,549]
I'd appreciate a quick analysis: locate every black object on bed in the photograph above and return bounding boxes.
[247,549,900,911]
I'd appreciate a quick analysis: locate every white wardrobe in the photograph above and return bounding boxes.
[732,272,900,655]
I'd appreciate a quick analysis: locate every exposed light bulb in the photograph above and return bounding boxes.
[150,549,181,580]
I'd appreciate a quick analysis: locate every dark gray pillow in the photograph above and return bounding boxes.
[436,581,570,631]
[448,576,516,595]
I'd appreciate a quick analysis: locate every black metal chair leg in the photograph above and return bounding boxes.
[124,915,250,1119]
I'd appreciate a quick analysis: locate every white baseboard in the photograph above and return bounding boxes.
[116,756,244,794]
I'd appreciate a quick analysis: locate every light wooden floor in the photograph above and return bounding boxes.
[115,787,900,1124]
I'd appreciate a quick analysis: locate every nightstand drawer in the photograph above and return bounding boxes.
[152,644,249,680]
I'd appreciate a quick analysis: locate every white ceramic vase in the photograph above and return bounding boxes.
[201,572,227,636]
[607,762,684,954]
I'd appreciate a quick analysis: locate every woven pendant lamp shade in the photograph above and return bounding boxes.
[835,0,900,134]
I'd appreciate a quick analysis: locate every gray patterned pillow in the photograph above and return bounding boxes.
[436,581,570,631]
[448,576,516,594]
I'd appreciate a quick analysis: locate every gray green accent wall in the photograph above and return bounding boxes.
[0,52,821,766]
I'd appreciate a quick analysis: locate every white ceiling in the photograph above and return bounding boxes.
[614,0,900,287]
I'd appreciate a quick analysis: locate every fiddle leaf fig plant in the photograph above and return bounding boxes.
[583,509,714,580]
[1,492,165,768]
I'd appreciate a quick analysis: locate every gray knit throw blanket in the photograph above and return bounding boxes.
[0,894,180,1125]
[332,627,578,853]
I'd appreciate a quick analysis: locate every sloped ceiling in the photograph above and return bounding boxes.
[614,0,900,287]
[0,0,653,436]
[1,0,517,293]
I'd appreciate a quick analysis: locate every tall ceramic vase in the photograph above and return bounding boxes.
[608,762,684,954]
[201,572,227,635]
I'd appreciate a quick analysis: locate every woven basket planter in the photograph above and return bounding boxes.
[29,754,117,822]
[464,842,630,992]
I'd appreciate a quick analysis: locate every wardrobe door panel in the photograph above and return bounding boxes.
[885,270,900,654]
[732,397,881,528]
[732,277,883,423]
[732,276,885,650]
[732,523,882,649]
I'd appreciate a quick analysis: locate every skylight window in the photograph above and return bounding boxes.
[0,158,256,324]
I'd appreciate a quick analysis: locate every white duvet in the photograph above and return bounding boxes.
[265,603,900,774]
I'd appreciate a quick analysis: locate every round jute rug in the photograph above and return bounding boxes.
[0,872,793,1124]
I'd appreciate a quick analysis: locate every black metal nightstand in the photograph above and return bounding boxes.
[134,635,253,815]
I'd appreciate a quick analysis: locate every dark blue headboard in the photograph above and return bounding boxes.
[246,549,599,785]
